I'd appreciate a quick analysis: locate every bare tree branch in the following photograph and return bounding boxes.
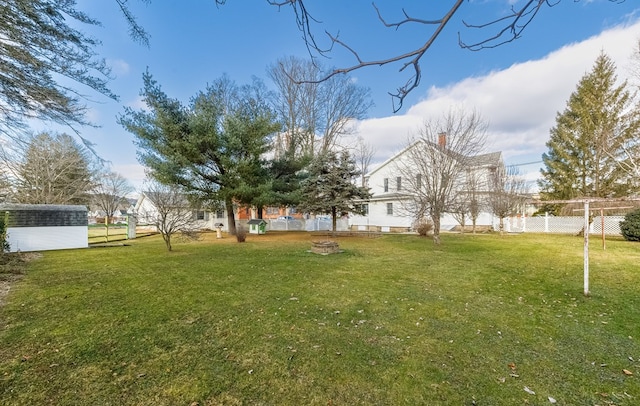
[394,108,488,244]
[266,0,624,112]
[290,1,464,113]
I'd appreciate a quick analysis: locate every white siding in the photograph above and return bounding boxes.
[7,226,88,253]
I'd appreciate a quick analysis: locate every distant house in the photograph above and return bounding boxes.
[88,200,135,225]
[133,192,228,231]
[349,139,504,233]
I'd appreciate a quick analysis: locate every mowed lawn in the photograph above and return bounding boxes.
[1,232,639,405]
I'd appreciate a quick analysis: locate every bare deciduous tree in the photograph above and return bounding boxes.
[464,168,487,234]
[268,56,319,157]
[268,56,372,158]
[449,165,491,233]
[395,109,487,244]
[488,165,529,235]
[1,132,98,204]
[140,180,200,251]
[351,136,375,187]
[92,171,134,241]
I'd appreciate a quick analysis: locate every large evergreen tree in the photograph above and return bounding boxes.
[539,53,640,199]
[119,72,280,234]
[0,0,148,137]
[298,150,371,231]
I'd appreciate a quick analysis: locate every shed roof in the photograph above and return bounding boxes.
[0,204,87,212]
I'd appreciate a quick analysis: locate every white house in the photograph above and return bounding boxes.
[349,139,504,233]
[133,192,229,232]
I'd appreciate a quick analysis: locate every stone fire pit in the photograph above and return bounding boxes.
[311,240,340,255]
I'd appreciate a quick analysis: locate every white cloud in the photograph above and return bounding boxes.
[353,18,640,183]
[127,95,148,111]
[107,59,131,77]
[111,163,147,193]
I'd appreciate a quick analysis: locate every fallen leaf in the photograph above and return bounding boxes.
[548,396,557,403]
[623,369,633,376]
[508,362,516,370]
[524,386,536,395]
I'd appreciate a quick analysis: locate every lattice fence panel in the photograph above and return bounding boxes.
[517,215,624,235]
[590,216,624,236]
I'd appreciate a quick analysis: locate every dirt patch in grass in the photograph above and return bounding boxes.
[0,252,41,307]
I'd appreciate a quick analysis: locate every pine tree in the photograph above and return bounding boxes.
[298,150,371,231]
[539,53,640,199]
[0,0,148,137]
[119,72,280,234]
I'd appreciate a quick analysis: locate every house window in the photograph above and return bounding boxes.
[216,210,225,219]
[266,206,279,215]
[416,173,422,189]
[193,210,207,221]
[386,203,393,215]
[396,176,402,191]
[383,178,389,192]
[355,203,369,216]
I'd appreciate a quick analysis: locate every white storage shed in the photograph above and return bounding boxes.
[1,204,88,253]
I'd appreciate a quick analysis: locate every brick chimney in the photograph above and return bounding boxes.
[438,132,446,148]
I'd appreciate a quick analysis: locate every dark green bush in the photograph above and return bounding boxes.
[620,209,640,242]
[0,215,10,253]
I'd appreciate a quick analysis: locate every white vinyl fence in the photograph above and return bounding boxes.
[500,214,624,235]
[267,217,349,232]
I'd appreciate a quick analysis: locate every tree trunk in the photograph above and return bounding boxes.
[331,207,337,232]
[257,206,263,219]
[226,198,237,235]
[105,216,110,243]
[499,217,505,236]
[431,214,441,245]
[163,233,172,251]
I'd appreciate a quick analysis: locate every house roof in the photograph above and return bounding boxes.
[467,151,502,168]
[0,203,87,212]
[247,219,266,225]
[366,138,502,177]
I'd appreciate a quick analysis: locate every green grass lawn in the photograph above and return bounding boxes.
[1,232,639,405]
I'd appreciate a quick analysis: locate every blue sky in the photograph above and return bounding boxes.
[30,1,640,192]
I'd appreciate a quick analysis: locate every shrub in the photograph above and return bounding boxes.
[414,219,433,237]
[0,214,10,253]
[620,208,640,242]
[235,226,247,243]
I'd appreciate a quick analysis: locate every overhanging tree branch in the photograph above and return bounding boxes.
[264,0,624,112]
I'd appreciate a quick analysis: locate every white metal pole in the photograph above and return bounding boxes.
[545,212,549,233]
[583,200,590,296]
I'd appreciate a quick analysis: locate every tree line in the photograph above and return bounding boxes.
[1,1,639,248]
